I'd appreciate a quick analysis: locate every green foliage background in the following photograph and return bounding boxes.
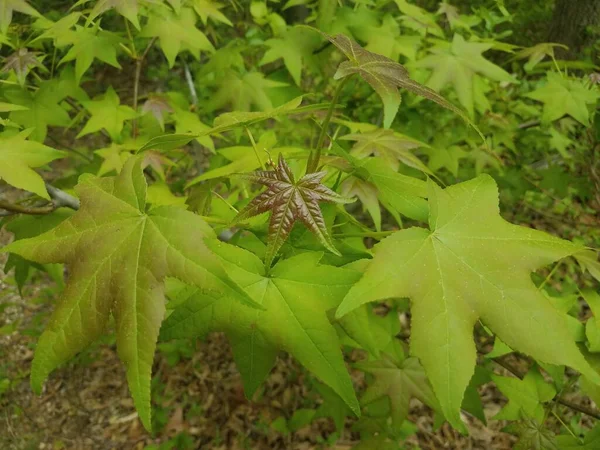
[0,0,599,448]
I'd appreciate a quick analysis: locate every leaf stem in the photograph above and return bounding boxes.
[332,231,395,239]
[132,37,158,138]
[306,77,349,173]
[551,410,581,442]
[537,260,562,291]
[246,127,265,170]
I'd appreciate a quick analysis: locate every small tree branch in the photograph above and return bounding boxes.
[45,184,80,210]
[0,200,55,215]
[0,184,79,216]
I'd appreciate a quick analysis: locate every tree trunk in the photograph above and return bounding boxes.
[548,0,600,59]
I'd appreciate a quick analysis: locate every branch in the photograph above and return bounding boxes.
[491,354,600,421]
[183,59,198,107]
[45,184,80,210]
[0,184,79,216]
[0,200,54,215]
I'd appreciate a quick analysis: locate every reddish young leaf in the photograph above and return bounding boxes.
[232,154,354,268]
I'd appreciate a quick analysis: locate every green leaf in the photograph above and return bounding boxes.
[0,0,40,33]
[414,34,517,117]
[161,246,362,416]
[316,0,337,32]
[423,145,468,177]
[356,341,441,433]
[340,128,431,175]
[2,157,258,432]
[140,7,214,68]
[322,32,472,129]
[3,210,72,293]
[205,71,286,112]
[492,368,556,423]
[188,0,231,26]
[86,0,141,29]
[557,424,600,449]
[5,80,71,142]
[575,250,600,283]
[355,157,428,222]
[232,154,354,269]
[514,43,568,72]
[313,382,351,430]
[58,24,123,82]
[138,96,310,152]
[583,289,600,352]
[336,175,600,431]
[137,133,198,153]
[506,419,559,450]
[186,144,303,186]
[94,143,135,176]
[79,86,137,141]
[260,27,319,86]
[340,176,381,231]
[0,101,28,112]
[394,0,444,37]
[525,72,600,127]
[0,134,66,198]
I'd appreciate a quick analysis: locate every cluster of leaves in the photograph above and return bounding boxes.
[1,0,600,447]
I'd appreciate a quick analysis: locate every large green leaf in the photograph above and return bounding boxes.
[0,134,66,198]
[2,157,258,431]
[161,244,362,416]
[336,175,600,431]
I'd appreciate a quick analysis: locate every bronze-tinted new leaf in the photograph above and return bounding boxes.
[233,154,354,268]
[2,48,44,86]
[325,33,471,129]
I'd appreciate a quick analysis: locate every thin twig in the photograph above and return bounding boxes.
[518,119,542,130]
[246,127,265,170]
[183,59,198,107]
[306,77,350,173]
[132,37,158,138]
